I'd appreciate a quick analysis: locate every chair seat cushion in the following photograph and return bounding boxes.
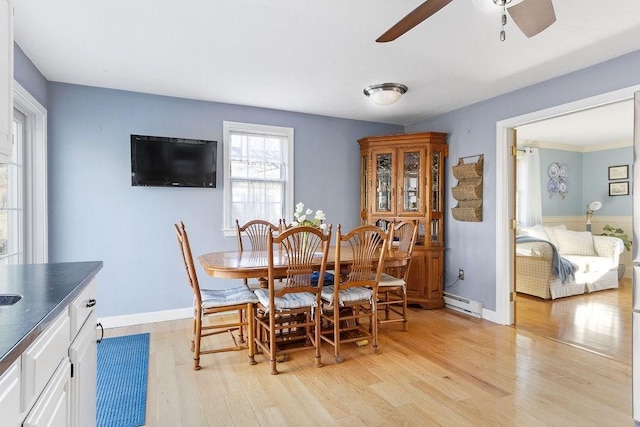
[254,288,317,312]
[321,285,373,306]
[377,273,406,289]
[200,286,259,308]
[310,271,334,286]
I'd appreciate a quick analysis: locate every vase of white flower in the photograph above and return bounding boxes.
[291,202,327,230]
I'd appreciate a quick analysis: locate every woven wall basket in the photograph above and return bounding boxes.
[451,179,483,201]
[451,154,484,222]
[452,156,483,180]
[452,206,483,222]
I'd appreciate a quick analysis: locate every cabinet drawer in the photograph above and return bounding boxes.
[0,359,20,427]
[21,311,70,412]
[23,358,71,427]
[69,278,97,337]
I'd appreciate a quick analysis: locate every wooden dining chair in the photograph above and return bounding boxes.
[236,219,283,288]
[377,220,418,331]
[252,225,332,375]
[235,219,283,252]
[320,224,389,363]
[175,221,259,370]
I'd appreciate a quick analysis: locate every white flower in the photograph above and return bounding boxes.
[291,202,328,230]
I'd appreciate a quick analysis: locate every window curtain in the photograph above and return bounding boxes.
[516,147,542,227]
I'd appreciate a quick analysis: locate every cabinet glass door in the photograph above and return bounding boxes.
[400,149,423,215]
[360,154,368,224]
[373,150,395,215]
[429,150,444,244]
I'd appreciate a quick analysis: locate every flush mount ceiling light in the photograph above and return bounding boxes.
[363,83,408,106]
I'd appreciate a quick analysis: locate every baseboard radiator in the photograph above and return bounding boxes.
[443,292,483,318]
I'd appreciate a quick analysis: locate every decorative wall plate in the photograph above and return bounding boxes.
[559,164,568,178]
[558,180,568,193]
[548,163,559,178]
[548,179,559,193]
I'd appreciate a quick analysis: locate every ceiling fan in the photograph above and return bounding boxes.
[376,0,556,43]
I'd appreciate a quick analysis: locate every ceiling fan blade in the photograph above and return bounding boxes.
[507,0,556,38]
[376,0,454,43]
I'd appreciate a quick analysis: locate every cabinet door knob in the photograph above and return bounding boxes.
[86,299,97,308]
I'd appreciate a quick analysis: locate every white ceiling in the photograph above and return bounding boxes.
[12,0,640,129]
[516,99,635,148]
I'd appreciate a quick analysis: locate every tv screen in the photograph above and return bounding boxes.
[130,134,217,188]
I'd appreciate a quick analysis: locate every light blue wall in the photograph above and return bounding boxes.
[583,147,633,216]
[14,39,640,316]
[45,83,401,317]
[535,146,632,217]
[407,49,640,310]
[13,43,47,108]
[538,148,583,216]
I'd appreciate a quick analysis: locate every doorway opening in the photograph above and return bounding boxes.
[494,84,640,326]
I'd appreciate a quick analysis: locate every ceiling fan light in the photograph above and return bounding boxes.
[363,83,408,106]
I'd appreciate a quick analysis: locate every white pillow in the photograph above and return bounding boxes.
[521,225,550,241]
[542,224,566,248]
[554,229,597,256]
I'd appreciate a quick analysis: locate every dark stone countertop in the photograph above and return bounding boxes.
[0,261,103,376]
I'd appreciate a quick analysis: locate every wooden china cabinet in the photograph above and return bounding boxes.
[357,132,448,309]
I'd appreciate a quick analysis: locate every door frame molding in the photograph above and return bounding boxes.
[494,84,640,325]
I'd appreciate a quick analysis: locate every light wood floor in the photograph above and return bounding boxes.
[104,294,634,426]
[515,278,632,363]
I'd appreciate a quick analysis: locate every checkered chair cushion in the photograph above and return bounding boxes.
[200,286,259,308]
[377,273,406,290]
[254,288,317,312]
[321,285,373,306]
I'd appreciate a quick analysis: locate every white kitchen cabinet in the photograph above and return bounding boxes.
[21,312,70,413]
[0,0,13,162]
[22,359,71,427]
[0,359,21,426]
[17,277,98,426]
[69,310,97,427]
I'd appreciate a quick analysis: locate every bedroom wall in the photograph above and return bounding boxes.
[532,145,632,220]
[538,148,583,216]
[534,145,633,218]
[583,146,633,217]
[406,48,640,312]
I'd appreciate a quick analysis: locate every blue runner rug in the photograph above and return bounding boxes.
[97,332,150,427]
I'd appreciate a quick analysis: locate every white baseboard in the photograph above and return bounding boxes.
[98,307,192,329]
[481,309,500,324]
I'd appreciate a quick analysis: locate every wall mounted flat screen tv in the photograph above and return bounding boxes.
[131,134,217,188]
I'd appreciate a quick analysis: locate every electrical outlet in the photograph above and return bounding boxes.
[458,269,465,280]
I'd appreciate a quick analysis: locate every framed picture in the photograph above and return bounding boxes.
[608,165,628,180]
[609,181,629,196]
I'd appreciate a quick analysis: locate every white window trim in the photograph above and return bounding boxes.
[13,80,47,263]
[222,121,294,237]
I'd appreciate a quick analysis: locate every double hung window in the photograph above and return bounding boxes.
[0,109,24,263]
[0,82,47,264]
[223,121,293,235]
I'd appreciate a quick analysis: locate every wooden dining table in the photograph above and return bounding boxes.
[197,245,410,287]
